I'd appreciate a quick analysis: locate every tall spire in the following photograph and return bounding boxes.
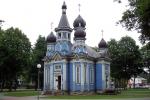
[55,1,72,32]
[62,1,67,14]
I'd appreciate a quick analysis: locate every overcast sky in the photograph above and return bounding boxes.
[0,0,142,47]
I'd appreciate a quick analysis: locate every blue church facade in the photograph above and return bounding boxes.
[43,2,111,94]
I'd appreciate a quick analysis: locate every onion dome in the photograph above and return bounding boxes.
[73,15,86,28]
[98,38,107,48]
[46,32,56,43]
[74,27,86,39]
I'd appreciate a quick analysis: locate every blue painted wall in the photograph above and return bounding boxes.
[68,62,73,91]
[96,63,102,90]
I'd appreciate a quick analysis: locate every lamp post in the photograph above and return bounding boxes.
[37,64,41,100]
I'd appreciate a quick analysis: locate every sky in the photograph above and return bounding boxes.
[0,0,142,47]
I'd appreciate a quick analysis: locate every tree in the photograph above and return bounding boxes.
[0,27,31,91]
[118,36,143,88]
[108,39,121,79]
[27,35,46,90]
[117,0,150,43]
[140,43,150,82]
[108,36,143,89]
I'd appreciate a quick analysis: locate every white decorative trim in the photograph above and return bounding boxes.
[81,63,84,91]
[70,60,94,63]
[63,63,66,90]
[73,63,75,91]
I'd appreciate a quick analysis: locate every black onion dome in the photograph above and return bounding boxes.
[98,38,107,48]
[73,15,86,28]
[74,27,86,38]
[46,32,56,43]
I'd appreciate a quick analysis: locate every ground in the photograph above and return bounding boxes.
[0,89,150,100]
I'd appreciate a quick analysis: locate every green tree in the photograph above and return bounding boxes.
[117,0,150,43]
[108,36,143,89]
[28,35,46,90]
[140,43,150,82]
[118,36,143,88]
[0,27,31,91]
[108,39,121,79]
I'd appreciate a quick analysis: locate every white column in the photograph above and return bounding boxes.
[63,63,66,90]
[102,63,105,90]
[48,66,50,90]
[73,62,75,91]
[50,64,53,90]
[44,67,46,90]
[81,63,84,91]
[87,63,90,91]
[108,64,110,88]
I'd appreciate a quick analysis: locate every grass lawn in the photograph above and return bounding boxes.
[2,89,38,97]
[1,88,150,99]
[45,88,150,99]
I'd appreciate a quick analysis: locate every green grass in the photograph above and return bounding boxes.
[3,90,38,97]
[45,89,150,99]
[1,88,150,99]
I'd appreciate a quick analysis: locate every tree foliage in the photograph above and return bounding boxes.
[27,35,46,89]
[108,36,143,88]
[117,0,150,43]
[0,27,31,91]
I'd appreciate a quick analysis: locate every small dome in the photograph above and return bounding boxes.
[73,15,86,28]
[74,27,86,38]
[98,38,107,48]
[46,32,56,43]
[62,1,67,9]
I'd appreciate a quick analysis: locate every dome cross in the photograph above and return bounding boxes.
[101,30,104,38]
[51,22,53,31]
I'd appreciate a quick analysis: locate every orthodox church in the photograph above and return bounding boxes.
[43,2,111,95]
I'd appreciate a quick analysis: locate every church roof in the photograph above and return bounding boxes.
[55,2,72,32]
[98,38,107,48]
[73,15,86,28]
[46,32,56,43]
[74,27,86,39]
[85,45,100,58]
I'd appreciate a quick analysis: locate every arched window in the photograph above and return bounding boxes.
[76,64,80,83]
[90,68,94,83]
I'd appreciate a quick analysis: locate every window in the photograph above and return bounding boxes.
[76,64,80,83]
[68,34,70,39]
[55,65,61,70]
[58,33,61,39]
[63,32,67,39]
[90,69,94,83]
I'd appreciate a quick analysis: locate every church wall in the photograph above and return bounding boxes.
[96,63,102,91]
[68,62,73,91]
[69,61,95,92]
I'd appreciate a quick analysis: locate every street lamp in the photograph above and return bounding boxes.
[37,64,41,100]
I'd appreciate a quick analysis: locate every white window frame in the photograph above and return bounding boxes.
[75,63,80,83]
[90,69,94,83]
